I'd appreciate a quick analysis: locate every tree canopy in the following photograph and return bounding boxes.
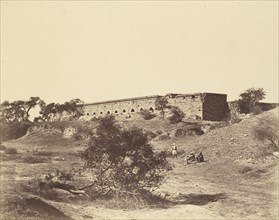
[155,97,169,120]
[0,97,42,122]
[237,88,266,114]
[81,115,168,196]
[1,97,84,123]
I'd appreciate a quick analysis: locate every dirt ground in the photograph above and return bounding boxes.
[1,109,278,219]
[0,144,277,220]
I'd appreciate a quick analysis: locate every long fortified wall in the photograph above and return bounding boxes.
[82,93,229,121]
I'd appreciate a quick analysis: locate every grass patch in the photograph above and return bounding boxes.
[238,165,268,179]
[22,155,50,163]
[33,151,53,156]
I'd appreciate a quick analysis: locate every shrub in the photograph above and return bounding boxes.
[252,115,278,149]
[4,147,17,154]
[81,115,169,198]
[174,123,204,137]
[140,109,156,120]
[168,106,185,124]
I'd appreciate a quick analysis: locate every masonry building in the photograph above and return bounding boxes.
[82,93,229,121]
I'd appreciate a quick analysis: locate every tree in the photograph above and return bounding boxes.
[56,99,84,118]
[1,101,25,122]
[237,88,266,114]
[155,97,169,120]
[37,98,84,122]
[168,106,185,124]
[37,102,59,122]
[252,114,278,149]
[81,115,168,197]
[0,97,43,123]
[22,97,42,120]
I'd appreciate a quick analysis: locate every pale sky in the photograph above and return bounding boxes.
[1,1,278,105]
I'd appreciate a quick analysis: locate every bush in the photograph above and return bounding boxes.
[252,115,278,149]
[140,109,156,120]
[4,147,17,154]
[82,115,169,198]
[168,106,185,124]
[174,123,204,137]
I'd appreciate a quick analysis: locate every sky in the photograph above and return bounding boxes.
[1,1,278,106]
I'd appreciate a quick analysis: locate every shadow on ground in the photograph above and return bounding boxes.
[173,193,227,206]
[2,195,74,220]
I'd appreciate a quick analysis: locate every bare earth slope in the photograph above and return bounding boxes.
[1,108,278,219]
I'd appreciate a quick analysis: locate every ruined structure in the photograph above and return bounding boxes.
[82,93,229,121]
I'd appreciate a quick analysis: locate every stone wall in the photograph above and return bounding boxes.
[202,93,229,121]
[165,93,203,119]
[81,93,228,121]
[83,95,159,118]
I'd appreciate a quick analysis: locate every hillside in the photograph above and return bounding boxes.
[1,108,278,219]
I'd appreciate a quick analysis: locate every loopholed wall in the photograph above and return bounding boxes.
[81,93,229,121]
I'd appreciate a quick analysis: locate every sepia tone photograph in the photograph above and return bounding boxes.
[0,1,278,219]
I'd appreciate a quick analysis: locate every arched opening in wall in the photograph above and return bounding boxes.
[131,109,135,113]
[107,111,110,114]
[140,108,143,111]
[123,110,126,113]
[191,95,195,100]
[100,112,103,115]
[93,112,96,115]
[115,110,118,114]
[87,113,90,116]
[149,107,154,112]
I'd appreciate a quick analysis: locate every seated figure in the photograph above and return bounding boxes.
[185,152,195,164]
[196,152,204,163]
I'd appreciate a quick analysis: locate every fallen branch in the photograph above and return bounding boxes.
[49,182,88,196]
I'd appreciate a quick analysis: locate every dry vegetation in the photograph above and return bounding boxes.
[0,108,278,219]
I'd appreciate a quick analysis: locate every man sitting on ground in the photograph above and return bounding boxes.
[196,152,204,163]
[185,152,195,164]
